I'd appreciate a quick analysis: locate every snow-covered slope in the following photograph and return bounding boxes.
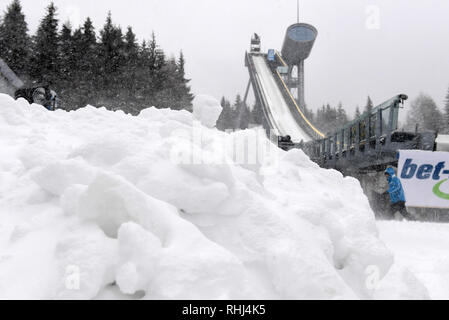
[376,221,449,300]
[0,93,420,299]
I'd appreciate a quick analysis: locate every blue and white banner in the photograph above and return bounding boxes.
[398,150,449,208]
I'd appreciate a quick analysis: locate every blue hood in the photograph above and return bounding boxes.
[385,167,406,203]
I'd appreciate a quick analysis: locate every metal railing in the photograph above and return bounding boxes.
[301,94,436,172]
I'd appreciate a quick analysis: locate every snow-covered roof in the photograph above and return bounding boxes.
[0,58,24,89]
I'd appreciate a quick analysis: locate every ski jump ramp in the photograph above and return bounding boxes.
[246,52,324,143]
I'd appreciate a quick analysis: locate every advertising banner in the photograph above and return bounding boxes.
[398,150,449,208]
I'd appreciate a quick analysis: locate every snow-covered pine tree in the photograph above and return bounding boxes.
[364,96,373,115]
[444,86,449,133]
[322,103,338,133]
[124,26,138,61]
[237,103,250,129]
[57,18,98,110]
[0,0,30,76]
[157,51,194,112]
[216,97,233,130]
[99,12,126,108]
[79,18,99,106]
[337,102,348,128]
[67,28,86,108]
[56,21,73,109]
[405,94,443,132]
[232,94,243,129]
[154,45,168,93]
[121,26,139,112]
[250,101,264,126]
[147,32,157,75]
[31,2,59,84]
[0,1,196,114]
[58,22,73,78]
[174,51,194,112]
[154,56,178,111]
[135,39,152,106]
[314,105,325,130]
[124,26,138,78]
[354,106,361,119]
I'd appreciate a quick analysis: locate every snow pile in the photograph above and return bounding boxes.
[192,94,222,128]
[0,93,415,299]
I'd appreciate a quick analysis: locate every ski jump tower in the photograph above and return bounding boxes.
[281,23,317,108]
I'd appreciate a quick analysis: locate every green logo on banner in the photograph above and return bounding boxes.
[433,179,449,200]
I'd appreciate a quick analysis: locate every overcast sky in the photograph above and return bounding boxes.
[5,0,449,117]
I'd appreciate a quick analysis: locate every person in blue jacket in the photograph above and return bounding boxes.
[384,167,415,221]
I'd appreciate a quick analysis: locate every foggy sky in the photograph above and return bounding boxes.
[5,0,449,118]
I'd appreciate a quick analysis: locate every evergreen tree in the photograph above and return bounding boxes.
[56,19,98,110]
[237,103,250,129]
[315,104,325,130]
[0,0,30,75]
[77,17,98,107]
[31,2,59,83]
[124,26,138,56]
[336,102,348,127]
[405,94,443,132]
[216,96,233,130]
[56,21,74,109]
[315,105,325,132]
[322,103,338,132]
[71,28,84,65]
[0,2,196,114]
[154,47,167,91]
[135,39,152,106]
[233,94,242,107]
[124,26,138,78]
[81,17,98,74]
[58,21,73,79]
[148,32,158,74]
[145,31,167,102]
[250,101,263,126]
[354,106,361,119]
[66,28,85,108]
[224,94,251,130]
[83,17,96,45]
[153,56,178,112]
[173,51,194,112]
[120,26,139,112]
[443,89,449,133]
[364,96,374,115]
[98,12,125,107]
[220,97,226,108]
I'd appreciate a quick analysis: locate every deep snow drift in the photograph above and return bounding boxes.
[0,93,427,299]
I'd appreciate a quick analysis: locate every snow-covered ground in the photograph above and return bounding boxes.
[377,221,449,300]
[0,93,437,300]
